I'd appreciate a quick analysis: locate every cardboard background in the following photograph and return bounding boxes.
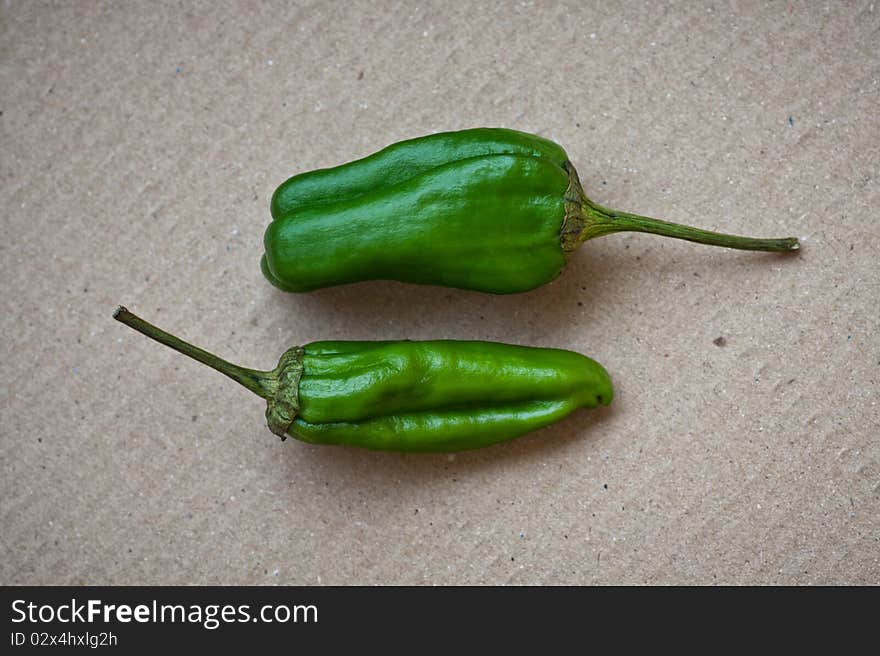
[2,1,877,584]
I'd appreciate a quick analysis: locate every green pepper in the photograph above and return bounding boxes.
[113,307,613,452]
[262,127,799,294]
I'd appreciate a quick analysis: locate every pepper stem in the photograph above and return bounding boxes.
[112,306,275,400]
[579,199,800,252]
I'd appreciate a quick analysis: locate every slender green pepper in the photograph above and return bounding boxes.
[262,127,799,294]
[113,307,613,452]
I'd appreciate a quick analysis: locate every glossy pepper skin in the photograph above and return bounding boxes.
[269,127,567,219]
[113,307,613,452]
[262,128,799,295]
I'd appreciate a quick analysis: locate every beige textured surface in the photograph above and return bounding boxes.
[2,1,878,585]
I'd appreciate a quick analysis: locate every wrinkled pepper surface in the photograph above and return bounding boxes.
[113,307,612,452]
[262,127,799,294]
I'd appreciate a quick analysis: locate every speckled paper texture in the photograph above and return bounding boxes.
[2,1,878,585]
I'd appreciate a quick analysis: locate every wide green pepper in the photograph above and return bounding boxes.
[113,307,612,452]
[262,127,799,294]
